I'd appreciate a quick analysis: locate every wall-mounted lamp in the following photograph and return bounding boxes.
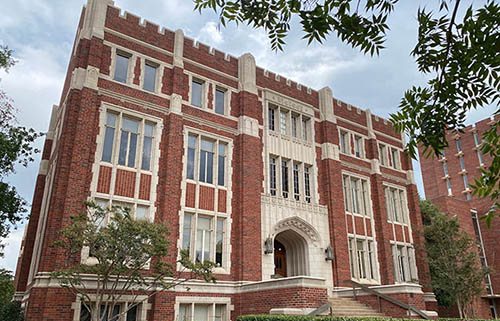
[264,236,274,254]
[325,246,334,261]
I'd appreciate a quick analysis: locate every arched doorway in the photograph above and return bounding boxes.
[273,229,309,277]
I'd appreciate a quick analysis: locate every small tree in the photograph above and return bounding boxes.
[52,202,215,321]
[0,269,24,321]
[421,200,489,319]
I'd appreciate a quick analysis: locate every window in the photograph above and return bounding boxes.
[390,148,400,169]
[446,178,452,195]
[186,135,227,186]
[302,118,309,141]
[456,138,462,152]
[118,118,139,167]
[340,131,349,154]
[280,111,287,135]
[393,244,417,283]
[114,52,129,83]
[281,160,289,198]
[95,199,151,222]
[443,162,449,176]
[293,163,300,201]
[348,238,377,281]
[291,115,298,137]
[304,166,311,203]
[385,186,408,224]
[101,112,155,171]
[354,136,363,158]
[215,88,225,115]
[343,175,371,216]
[178,303,228,321]
[473,132,481,146]
[459,156,466,171]
[463,174,469,189]
[268,107,276,131]
[379,144,387,166]
[478,150,484,165]
[191,80,203,107]
[182,213,226,266]
[80,303,139,321]
[143,62,157,92]
[269,157,277,196]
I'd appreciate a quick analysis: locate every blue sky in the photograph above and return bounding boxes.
[0,0,495,272]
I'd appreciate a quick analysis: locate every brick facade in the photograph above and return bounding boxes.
[14,0,435,319]
[419,118,500,319]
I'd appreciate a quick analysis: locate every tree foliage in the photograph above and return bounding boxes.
[0,269,23,321]
[421,200,488,318]
[52,202,216,321]
[0,47,42,255]
[193,0,500,222]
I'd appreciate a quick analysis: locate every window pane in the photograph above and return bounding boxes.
[216,218,224,267]
[179,304,191,321]
[196,217,211,262]
[106,113,117,127]
[187,136,196,180]
[126,305,137,321]
[136,206,148,220]
[218,144,225,186]
[282,160,289,198]
[194,305,209,321]
[268,108,275,131]
[142,136,152,170]
[118,131,129,165]
[199,151,206,182]
[122,118,139,133]
[183,214,192,256]
[102,126,115,162]
[270,157,277,196]
[191,80,203,107]
[291,115,298,137]
[206,151,213,184]
[80,304,91,321]
[304,166,311,203]
[127,133,138,167]
[114,54,129,83]
[293,163,300,201]
[280,111,287,134]
[302,119,308,140]
[144,63,157,92]
[456,138,462,152]
[215,304,225,321]
[215,89,225,115]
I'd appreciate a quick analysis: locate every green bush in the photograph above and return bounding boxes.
[237,315,489,321]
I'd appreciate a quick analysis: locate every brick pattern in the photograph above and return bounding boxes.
[198,185,215,211]
[139,173,151,200]
[218,189,227,213]
[114,169,136,198]
[96,165,112,194]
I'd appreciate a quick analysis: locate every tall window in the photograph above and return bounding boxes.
[473,132,481,146]
[293,163,300,201]
[348,238,377,281]
[114,52,129,83]
[446,178,452,195]
[183,213,226,267]
[143,62,157,92]
[302,118,309,141]
[459,156,466,171]
[191,80,203,107]
[354,136,363,158]
[269,157,277,196]
[456,138,462,152]
[215,88,225,115]
[443,162,449,176]
[101,112,155,171]
[281,160,289,198]
[393,244,417,283]
[463,174,469,189]
[291,115,298,137]
[304,166,311,203]
[186,135,227,186]
[378,144,387,166]
[268,107,275,131]
[385,186,408,224]
[343,175,371,216]
[280,111,287,135]
[390,148,400,169]
[340,131,349,154]
[478,149,484,165]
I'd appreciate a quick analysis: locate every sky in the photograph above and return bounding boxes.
[0,0,496,272]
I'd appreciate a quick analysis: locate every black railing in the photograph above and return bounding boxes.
[343,280,431,320]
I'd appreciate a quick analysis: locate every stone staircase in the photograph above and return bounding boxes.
[328,297,387,317]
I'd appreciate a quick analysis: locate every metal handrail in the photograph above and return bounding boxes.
[343,280,431,320]
[307,301,332,316]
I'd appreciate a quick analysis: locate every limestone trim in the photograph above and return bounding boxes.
[173,29,184,68]
[274,216,322,245]
[337,125,371,161]
[238,115,259,138]
[318,86,336,123]
[81,0,114,40]
[70,66,100,91]
[98,88,171,115]
[264,90,315,116]
[321,143,339,161]
[238,53,257,95]
[333,283,424,297]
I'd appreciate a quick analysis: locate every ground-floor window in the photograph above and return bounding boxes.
[391,243,418,283]
[79,303,139,321]
[177,302,229,321]
[348,237,378,282]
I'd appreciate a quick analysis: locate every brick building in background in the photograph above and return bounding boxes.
[13,0,439,319]
[419,117,500,318]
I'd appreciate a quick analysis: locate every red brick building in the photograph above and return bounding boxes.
[13,0,437,320]
[419,117,500,319]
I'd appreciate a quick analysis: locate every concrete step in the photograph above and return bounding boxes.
[328,297,387,318]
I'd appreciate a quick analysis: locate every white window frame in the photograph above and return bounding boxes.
[391,242,418,284]
[384,184,409,225]
[342,174,372,217]
[175,297,232,321]
[348,236,379,283]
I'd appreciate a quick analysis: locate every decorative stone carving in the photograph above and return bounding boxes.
[173,29,184,68]
[85,66,99,90]
[318,86,336,123]
[371,159,381,174]
[238,115,259,138]
[238,53,257,94]
[321,143,339,161]
[264,91,314,116]
[170,94,183,115]
[274,217,320,243]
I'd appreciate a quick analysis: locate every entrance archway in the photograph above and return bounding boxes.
[274,229,309,277]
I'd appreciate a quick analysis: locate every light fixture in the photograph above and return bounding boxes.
[325,246,334,261]
[264,236,274,254]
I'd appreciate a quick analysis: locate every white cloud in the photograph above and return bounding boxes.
[198,21,224,45]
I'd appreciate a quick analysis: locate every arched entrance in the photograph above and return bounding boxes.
[273,229,309,277]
